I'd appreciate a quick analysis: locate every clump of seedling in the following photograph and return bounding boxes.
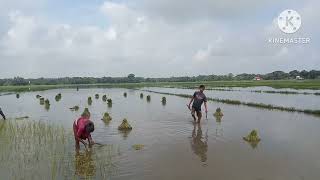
[55,93,62,102]
[140,93,143,99]
[123,92,127,97]
[16,94,20,99]
[36,95,42,99]
[44,99,50,110]
[146,95,151,102]
[69,106,79,111]
[132,144,144,150]
[118,118,132,130]
[102,95,107,102]
[213,107,224,117]
[101,112,112,122]
[82,108,90,117]
[95,94,99,99]
[161,97,166,105]
[88,97,93,105]
[107,99,112,107]
[243,130,261,142]
[39,97,45,105]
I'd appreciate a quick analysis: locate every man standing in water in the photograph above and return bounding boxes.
[0,108,6,120]
[73,108,95,150]
[188,85,208,123]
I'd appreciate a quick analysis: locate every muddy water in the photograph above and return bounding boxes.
[143,87,320,110]
[0,88,320,179]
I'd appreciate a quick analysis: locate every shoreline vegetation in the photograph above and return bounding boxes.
[0,80,320,93]
[141,90,320,117]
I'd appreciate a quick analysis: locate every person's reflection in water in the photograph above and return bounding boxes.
[75,150,96,178]
[191,123,208,163]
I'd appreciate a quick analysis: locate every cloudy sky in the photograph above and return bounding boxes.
[0,0,319,78]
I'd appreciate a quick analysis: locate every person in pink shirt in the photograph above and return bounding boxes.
[73,108,95,150]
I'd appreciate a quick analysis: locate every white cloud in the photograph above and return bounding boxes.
[0,0,319,78]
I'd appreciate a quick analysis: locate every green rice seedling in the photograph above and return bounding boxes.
[36,94,41,99]
[243,130,261,142]
[15,116,29,120]
[88,97,93,105]
[102,95,107,102]
[16,94,20,98]
[40,97,45,105]
[140,93,143,98]
[118,118,132,130]
[55,93,62,102]
[95,94,99,99]
[107,99,112,107]
[161,97,166,105]
[123,92,127,97]
[44,99,50,110]
[213,107,224,117]
[69,106,79,111]
[101,112,112,122]
[132,144,144,150]
[81,108,90,117]
[146,95,151,102]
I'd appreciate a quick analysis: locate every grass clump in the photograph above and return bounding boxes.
[102,95,107,102]
[101,112,112,122]
[88,97,93,105]
[39,97,45,105]
[213,107,224,117]
[55,93,62,102]
[95,94,99,99]
[123,92,127,97]
[69,106,79,111]
[81,108,91,117]
[107,99,112,107]
[161,97,166,105]
[132,144,144,150]
[118,118,132,130]
[44,99,50,110]
[243,130,261,142]
[146,95,151,102]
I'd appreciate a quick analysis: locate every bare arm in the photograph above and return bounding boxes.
[188,97,194,109]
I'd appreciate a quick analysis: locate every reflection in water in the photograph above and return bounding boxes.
[214,116,223,137]
[191,124,208,163]
[245,141,260,149]
[119,130,131,139]
[75,150,96,177]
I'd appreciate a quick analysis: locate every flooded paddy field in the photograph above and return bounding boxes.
[143,87,320,110]
[1,88,320,179]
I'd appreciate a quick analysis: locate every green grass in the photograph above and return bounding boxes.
[0,79,320,93]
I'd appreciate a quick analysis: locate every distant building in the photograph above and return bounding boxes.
[254,76,262,81]
[296,76,304,80]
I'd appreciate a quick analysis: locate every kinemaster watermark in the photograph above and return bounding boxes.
[268,9,311,44]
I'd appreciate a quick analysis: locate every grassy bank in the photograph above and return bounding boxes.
[1,79,320,93]
[141,90,320,117]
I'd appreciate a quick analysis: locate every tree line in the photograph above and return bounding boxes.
[0,70,319,86]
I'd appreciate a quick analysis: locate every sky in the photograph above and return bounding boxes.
[0,0,319,78]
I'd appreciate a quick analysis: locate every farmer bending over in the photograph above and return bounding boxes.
[188,85,208,123]
[0,108,6,120]
[73,108,95,150]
